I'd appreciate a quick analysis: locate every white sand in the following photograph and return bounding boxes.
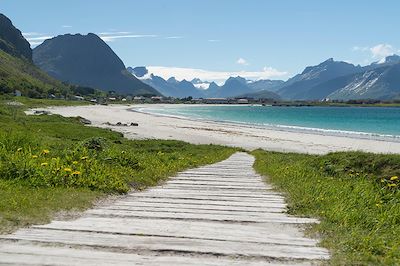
[42,104,400,154]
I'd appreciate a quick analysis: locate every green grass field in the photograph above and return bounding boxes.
[0,97,236,233]
[252,150,400,265]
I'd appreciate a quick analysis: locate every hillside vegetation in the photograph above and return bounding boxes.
[0,50,69,97]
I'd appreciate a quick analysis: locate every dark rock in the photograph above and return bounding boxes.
[0,14,32,60]
[130,122,139,126]
[78,116,91,125]
[34,110,50,115]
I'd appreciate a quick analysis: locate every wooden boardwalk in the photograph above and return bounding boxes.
[0,152,329,265]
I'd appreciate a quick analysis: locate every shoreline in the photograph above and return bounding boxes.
[132,104,400,143]
[42,104,400,154]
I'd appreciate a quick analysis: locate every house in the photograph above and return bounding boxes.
[73,95,84,101]
[237,98,249,104]
[151,96,163,102]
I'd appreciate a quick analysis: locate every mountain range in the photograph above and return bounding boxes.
[33,34,159,96]
[128,66,282,99]
[1,12,399,101]
[129,56,400,101]
[273,56,400,101]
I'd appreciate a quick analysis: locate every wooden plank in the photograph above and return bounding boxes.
[0,243,314,266]
[84,209,317,224]
[98,203,285,213]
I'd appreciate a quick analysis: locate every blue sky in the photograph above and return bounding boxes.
[2,0,400,82]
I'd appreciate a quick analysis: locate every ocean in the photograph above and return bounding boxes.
[141,105,400,139]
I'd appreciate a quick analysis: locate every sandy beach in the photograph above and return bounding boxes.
[41,104,400,155]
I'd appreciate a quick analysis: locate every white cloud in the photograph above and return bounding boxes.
[25,36,53,41]
[165,36,184,39]
[22,33,53,47]
[370,44,394,59]
[352,46,369,52]
[97,32,157,42]
[62,25,72,28]
[352,43,398,64]
[208,39,221,42]
[22,32,42,37]
[146,66,288,84]
[236,57,249,66]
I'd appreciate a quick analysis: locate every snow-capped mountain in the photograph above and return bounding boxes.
[326,63,400,100]
[127,66,283,98]
[277,58,363,100]
[276,55,400,101]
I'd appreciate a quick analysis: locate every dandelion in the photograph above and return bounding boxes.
[388,183,397,187]
[32,155,38,159]
[41,162,48,166]
[72,171,81,175]
[72,161,79,165]
[390,176,398,181]
[17,148,22,152]
[42,149,50,155]
[64,168,72,172]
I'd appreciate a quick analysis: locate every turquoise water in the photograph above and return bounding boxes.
[142,105,400,138]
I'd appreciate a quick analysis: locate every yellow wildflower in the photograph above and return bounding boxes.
[390,176,398,181]
[42,149,50,155]
[32,155,38,159]
[17,148,22,152]
[72,161,79,165]
[80,156,88,160]
[41,162,48,166]
[64,168,72,172]
[72,171,81,175]
[388,183,397,187]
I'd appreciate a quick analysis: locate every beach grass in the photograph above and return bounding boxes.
[0,97,236,233]
[252,150,400,265]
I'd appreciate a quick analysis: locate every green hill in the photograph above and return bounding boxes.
[0,49,69,97]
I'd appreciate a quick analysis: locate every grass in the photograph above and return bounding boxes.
[252,150,400,265]
[0,97,236,233]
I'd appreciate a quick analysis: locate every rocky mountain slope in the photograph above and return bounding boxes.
[33,34,159,95]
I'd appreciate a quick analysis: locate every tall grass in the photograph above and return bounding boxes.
[252,150,400,265]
